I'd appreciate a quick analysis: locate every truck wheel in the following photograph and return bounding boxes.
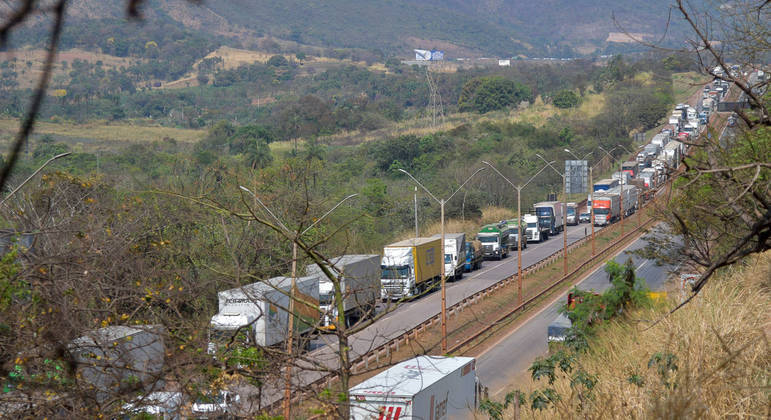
[456,271,463,280]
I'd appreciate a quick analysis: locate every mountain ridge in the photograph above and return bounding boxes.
[9,0,698,57]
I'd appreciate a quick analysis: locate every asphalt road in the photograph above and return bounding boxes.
[257,222,606,406]
[313,222,603,360]
[476,233,677,398]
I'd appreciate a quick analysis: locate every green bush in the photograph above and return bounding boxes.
[552,90,579,109]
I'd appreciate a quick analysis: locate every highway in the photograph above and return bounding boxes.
[256,222,606,407]
[476,231,677,398]
[313,222,602,359]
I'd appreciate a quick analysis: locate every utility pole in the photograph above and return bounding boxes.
[399,167,486,352]
[414,186,419,238]
[536,154,569,277]
[483,161,555,303]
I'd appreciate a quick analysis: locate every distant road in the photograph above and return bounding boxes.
[476,231,677,398]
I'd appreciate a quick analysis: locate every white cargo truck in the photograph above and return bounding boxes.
[306,255,380,330]
[69,325,167,402]
[208,276,319,354]
[349,356,479,420]
[524,213,549,243]
[381,237,441,300]
[566,202,578,225]
[431,232,466,281]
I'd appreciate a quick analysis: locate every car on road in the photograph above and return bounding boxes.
[579,210,591,224]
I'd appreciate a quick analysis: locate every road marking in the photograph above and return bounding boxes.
[636,260,648,271]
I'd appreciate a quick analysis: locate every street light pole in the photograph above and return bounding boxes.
[398,167,486,353]
[535,154,569,277]
[483,161,554,305]
[590,166,595,255]
[414,186,419,238]
[239,186,358,420]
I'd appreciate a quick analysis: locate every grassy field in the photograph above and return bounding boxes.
[513,251,770,419]
[0,118,206,146]
[672,71,711,104]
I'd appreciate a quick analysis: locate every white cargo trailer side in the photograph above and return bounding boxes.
[306,255,380,330]
[209,276,319,352]
[349,356,478,420]
[431,232,466,281]
[69,325,166,402]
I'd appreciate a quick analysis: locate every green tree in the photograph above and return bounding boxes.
[244,138,273,169]
[267,54,289,67]
[552,89,579,109]
[458,76,532,113]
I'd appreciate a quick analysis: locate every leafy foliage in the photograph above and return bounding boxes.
[458,76,533,113]
[552,89,579,108]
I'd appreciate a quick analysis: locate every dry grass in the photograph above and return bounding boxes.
[0,118,205,145]
[511,251,771,419]
[391,206,513,241]
[672,71,711,104]
[0,48,138,89]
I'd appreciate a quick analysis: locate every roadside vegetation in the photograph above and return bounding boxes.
[481,251,770,419]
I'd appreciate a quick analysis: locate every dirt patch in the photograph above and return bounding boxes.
[606,32,652,43]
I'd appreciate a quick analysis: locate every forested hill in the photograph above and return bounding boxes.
[8,0,699,57]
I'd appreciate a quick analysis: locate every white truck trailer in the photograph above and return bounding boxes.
[651,133,669,149]
[661,140,683,171]
[208,276,319,353]
[69,325,167,402]
[349,356,479,420]
[381,237,442,300]
[616,185,639,217]
[431,232,466,281]
[306,254,380,331]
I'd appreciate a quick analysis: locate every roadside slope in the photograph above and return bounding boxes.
[514,251,770,419]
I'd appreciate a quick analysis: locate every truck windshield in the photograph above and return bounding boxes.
[535,208,553,217]
[319,292,334,306]
[594,208,610,215]
[381,265,409,279]
[444,254,452,263]
[567,208,575,215]
[478,236,498,243]
[527,222,537,228]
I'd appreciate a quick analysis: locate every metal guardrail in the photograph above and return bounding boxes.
[447,215,656,354]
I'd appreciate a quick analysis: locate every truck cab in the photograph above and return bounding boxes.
[478,222,509,260]
[380,264,415,300]
[208,309,258,354]
[524,214,548,243]
[566,203,577,225]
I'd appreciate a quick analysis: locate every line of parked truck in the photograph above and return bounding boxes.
[206,196,586,356]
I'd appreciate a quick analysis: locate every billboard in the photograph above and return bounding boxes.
[415,49,431,60]
[414,49,445,61]
[498,59,511,67]
[565,160,588,194]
